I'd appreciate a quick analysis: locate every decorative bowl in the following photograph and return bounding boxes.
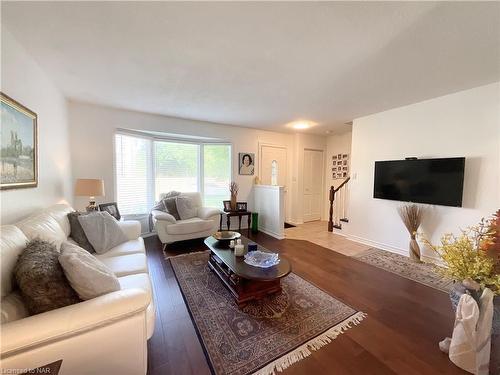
[212,231,241,241]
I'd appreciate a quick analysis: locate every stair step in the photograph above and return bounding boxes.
[339,218,349,223]
[332,224,342,230]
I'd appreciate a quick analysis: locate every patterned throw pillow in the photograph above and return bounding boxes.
[163,197,181,220]
[67,212,96,253]
[175,195,197,220]
[14,239,80,315]
[77,212,128,254]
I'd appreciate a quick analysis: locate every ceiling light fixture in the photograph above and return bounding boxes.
[292,122,310,129]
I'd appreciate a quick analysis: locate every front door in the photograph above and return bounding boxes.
[303,149,323,222]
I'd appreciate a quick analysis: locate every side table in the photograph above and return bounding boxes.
[220,210,252,234]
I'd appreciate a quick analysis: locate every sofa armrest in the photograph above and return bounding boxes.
[151,210,176,224]
[1,288,149,357]
[117,220,141,240]
[197,207,221,220]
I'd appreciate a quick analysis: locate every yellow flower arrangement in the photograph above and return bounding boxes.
[425,211,500,295]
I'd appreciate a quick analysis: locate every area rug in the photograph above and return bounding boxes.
[355,248,453,293]
[170,251,366,375]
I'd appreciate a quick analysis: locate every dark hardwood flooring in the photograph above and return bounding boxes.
[145,232,466,375]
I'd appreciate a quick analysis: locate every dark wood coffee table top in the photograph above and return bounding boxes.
[204,236,291,281]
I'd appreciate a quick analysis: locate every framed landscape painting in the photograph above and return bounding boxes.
[1,93,38,190]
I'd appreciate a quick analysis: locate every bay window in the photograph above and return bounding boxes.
[115,132,231,215]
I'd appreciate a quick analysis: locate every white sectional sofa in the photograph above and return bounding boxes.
[0,204,155,375]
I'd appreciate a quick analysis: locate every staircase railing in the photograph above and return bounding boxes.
[328,177,350,232]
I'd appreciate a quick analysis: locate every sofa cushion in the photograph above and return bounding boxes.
[96,253,148,277]
[17,213,67,250]
[175,195,197,220]
[14,240,80,315]
[59,242,121,300]
[96,238,145,258]
[78,212,128,254]
[1,226,28,298]
[67,212,95,253]
[166,217,214,235]
[117,273,155,339]
[1,291,29,324]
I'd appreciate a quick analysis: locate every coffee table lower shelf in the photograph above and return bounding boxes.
[208,251,282,307]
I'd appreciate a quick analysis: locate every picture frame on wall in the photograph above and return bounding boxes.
[238,152,255,175]
[1,93,38,190]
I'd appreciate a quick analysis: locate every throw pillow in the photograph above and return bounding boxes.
[163,196,181,220]
[67,212,96,253]
[77,212,128,254]
[59,242,121,300]
[14,239,80,315]
[175,195,197,220]
[151,200,166,212]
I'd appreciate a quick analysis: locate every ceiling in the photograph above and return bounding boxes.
[2,1,499,134]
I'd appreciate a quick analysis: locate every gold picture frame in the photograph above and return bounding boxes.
[1,92,38,190]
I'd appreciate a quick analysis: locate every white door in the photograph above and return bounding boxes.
[260,145,287,186]
[303,149,323,222]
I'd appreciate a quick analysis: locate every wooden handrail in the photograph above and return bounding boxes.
[328,177,350,232]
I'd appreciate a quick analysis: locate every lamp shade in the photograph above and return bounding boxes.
[75,179,105,197]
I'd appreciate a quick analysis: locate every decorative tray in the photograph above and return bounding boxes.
[244,250,280,268]
[212,231,241,241]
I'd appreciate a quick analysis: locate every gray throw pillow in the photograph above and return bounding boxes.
[59,242,121,300]
[163,197,181,220]
[77,212,128,254]
[151,200,166,212]
[175,195,197,220]
[14,239,80,315]
[67,212,95,253]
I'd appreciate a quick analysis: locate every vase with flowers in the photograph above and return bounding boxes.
[229,181,239,211]
[425,210,500,373]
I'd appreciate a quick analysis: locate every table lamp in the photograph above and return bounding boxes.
[75,178,105,212]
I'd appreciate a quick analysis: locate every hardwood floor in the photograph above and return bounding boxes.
[145,232,466,375]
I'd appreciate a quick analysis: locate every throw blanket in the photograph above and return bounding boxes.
[449,288,494,375]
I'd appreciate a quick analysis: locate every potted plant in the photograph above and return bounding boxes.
[425,210,500,373]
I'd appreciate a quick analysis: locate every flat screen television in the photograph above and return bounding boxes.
[373,157,465,207]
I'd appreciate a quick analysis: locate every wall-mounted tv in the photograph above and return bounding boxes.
[373,157,465,207]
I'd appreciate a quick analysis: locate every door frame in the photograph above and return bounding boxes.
[302,148,325,222]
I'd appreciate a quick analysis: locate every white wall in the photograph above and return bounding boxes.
[346,83,500,259]
[324,131,352,219]
[0,30,72,224]
[68,101,301,225]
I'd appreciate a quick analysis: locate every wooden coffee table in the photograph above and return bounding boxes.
[204,236,291,307]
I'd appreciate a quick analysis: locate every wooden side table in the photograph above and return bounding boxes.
[220,210,252,234]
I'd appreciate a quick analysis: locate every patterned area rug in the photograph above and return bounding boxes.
[170,251,365,375]
[355,248,453,292]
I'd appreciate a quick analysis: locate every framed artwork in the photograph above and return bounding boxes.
[223,200,232,212]
[1,93,38,190]
[99,202,121,220]
[239,152,255,175]
[331,152,349,179]
[236,202,247,211]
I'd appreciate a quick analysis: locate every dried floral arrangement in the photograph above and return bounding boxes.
[425,210,500,295]
[229,181,239,210]
[398,204,423,262]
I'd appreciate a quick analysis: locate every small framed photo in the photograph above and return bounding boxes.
[337,161,342,165]
[223,200,232,212]
[336,172,342,178]
[237,202,247,211]
[342,154,348,159]
[332,155,337,160]
[343,160,347,165]
[343,172,347,177]
[99,202,121,220]
[239,153,255,175]
[343,166,348,171]
[337,154,342,159]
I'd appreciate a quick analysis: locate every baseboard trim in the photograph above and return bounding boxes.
[258,227,285,240]
[345,234,408,256]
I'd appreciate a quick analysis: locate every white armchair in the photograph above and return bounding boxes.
[152,192,221,248]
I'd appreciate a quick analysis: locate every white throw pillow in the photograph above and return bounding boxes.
[175,195,197,220]
[59,242,120,300]
[77,212,128,254]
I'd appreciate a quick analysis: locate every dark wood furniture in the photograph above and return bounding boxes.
[99,202,121,220]
[204,235,291,307]
[219,210,252,233]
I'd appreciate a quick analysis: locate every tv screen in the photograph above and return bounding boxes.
[373,157,465,207]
